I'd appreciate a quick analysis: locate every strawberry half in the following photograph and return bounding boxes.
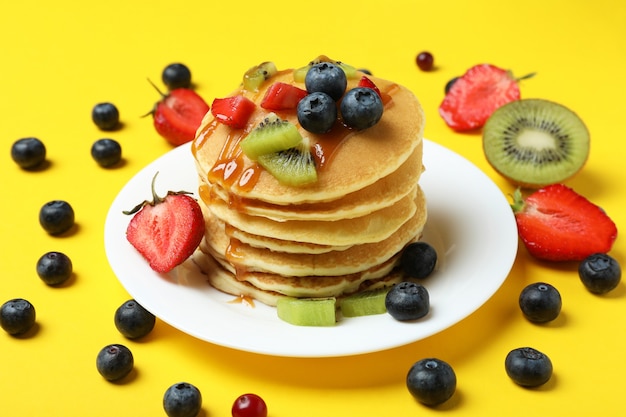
[152,87,210,146]
[439,64,532,132]
[261,82,307,110]
[211,95,256,129]
[512,184,617,261]
[124,173,205,273]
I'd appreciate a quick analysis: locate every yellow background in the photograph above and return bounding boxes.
[1,0,625,415]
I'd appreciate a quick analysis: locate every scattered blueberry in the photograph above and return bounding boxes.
[406,358,456,406]
[163,382,202,417]
[518,282,561,323]
[91,138,122,167]
[39,200,75,235]
[96,344,134,381]
[11,137,46,169]
[305,62,347,101]
[401,242,437,279]
[297,92,337,134]
[36,251,73,286]
[114,299,156,339]
[162,63,192,90]
[444,77,459,94]
[91,102,120,131]
[578,253,622,294]
[505,347,553,387]
[340,87,384,130]
[385,281,429,321]
[0,298,36,335]
[416,51,435,71]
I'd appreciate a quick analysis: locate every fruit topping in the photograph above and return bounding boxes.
[0,298,36,335]
[257,136,318,186]
[243,61,278,92]
[439,63,534,131]
[340,87,384,130]
[357,76,382,98]
[151,85,210,146]
[11,137,46,169]
[293,55,358,82]
[114,299,156,339]
[36,251,73,286]
[511,185,617,261]
[406,358,456,406]
[240,114,303,160]
[91,102,120,131]
[297,92,337,134]
[416,51,435,71]
[276,297,336,326]
[211,95,256,129]
[96,344,134,381]
[305,62,347,101]
[124,173,204,273]
[232,393,268,417]
[163,382,202,417]
[483,98,590,188]
[400,242,437,279]
[505,347,553,387]
[91,138,122,167]
[39,200,75,235]
[339,287,390,317]
[260,82,308,111]
[518,282,561,323]
[162,62,192,90]
[578,253,622,294]
[385,282,430,321]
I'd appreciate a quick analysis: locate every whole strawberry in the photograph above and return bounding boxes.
[124,173,204,273]
[512,184,617,261]
[439,64,533,132]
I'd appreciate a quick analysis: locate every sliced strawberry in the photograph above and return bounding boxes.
[125,174,205,273]
[512,184,617,261]
[153,88,210,146]
[211,95,256,129]
[358,76,382,98]
[261,82,307,110]
[439,64,528,132]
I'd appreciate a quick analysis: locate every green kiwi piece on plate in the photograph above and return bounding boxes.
[257,136,318,186]
[482,98,590,188]
[339,287,390,317]
[277,297,337,326]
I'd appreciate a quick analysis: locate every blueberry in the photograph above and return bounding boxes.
[91,102,120,131]
[114,299,156,339]
[91,138,122,167]
[305,62,347,101]
[505,347,553,387]
[162,63,192,90]
[385,281,429,321]
[444,77,459,94]
[11,137,46,169]
[401,242,437,279]
[163,382,202,417]
[578,253,622,294]
[340,87,384,130]
[518,282,561,323]
[36,251,73,286]
[96,344,134,381]
[39,200,75,235]
[0,298,36,335]
[406,358,456,406]
[297,92,337,134]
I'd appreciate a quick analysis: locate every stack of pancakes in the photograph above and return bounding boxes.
[191,65,426,306]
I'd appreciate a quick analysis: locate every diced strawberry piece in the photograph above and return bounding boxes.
[358,76,382,98]
[153,88,210,146]
[439,64,523,131]
[261,82,308,110]
[211,95,256,129]
[512,184,617,261]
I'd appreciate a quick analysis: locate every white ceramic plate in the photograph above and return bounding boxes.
[104,140,517,358]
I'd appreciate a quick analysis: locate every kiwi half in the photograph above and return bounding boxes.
[482,99,590,188]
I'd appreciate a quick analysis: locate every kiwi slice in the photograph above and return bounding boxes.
[483,99,590,188]
[240,114,303,160]
[339,287,390,317]
[293,56,358,82]
[243,61,278,92]
[277,297,337,326]
[257,136,318,186]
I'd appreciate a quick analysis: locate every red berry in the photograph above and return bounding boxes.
[260,82,307,110]
[211,95,256,129]
[357,75,382,98]
[232,393,267,417]
[152,88,210,146]
[416,51,434,71]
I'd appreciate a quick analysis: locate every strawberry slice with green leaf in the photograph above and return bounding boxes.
[512,184,617,261]
[211,95,256,129]
[261,82,307,110]
[124,173,205,273]
[439,63,534,132]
